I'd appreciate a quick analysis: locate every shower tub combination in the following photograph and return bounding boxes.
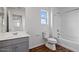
[56,37,79,52]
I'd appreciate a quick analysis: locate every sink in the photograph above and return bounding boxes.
[0,31,30,41]
[13,32,18,35]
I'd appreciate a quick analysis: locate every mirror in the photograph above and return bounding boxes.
[0,7,26,33]
[11,15,23,31]
[8,7,25,32]
[0,7,6,33]
[0,13,3,32]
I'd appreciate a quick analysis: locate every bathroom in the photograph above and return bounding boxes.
[0,7,79,52]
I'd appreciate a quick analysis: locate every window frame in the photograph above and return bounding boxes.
[40,9,48,25]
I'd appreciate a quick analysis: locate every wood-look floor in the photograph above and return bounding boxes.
[30,44,72,52]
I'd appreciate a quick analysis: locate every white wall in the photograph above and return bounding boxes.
[25,7,51,49]
[61,8,79,42]
[52,8,61,38]
[52,7,79,41]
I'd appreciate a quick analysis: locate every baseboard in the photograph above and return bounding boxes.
[29,43,44,49]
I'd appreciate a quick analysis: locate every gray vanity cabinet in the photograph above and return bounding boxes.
[14,42,29,52]
[0,37,29,52]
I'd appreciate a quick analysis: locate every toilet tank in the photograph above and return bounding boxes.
[42,32,49,39]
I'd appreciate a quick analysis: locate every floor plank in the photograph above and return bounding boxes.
[29,44,72,52]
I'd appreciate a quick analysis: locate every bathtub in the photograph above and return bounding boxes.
[56,37,79,52]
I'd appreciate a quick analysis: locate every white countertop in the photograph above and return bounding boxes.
[0,31,30,41]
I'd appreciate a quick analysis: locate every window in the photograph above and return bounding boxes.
[40,9,48,24]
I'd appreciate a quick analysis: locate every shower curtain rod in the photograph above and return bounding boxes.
[54,8,79,16]
[62,8,79,14]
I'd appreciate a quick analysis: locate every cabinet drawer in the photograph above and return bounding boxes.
[15,42,29,52]
[0,37,29,47]
[0,45,13,52]
[0,41,29,52]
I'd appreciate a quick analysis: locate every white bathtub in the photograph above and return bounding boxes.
[57,37,79,52]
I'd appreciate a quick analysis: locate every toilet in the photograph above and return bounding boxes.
[42,32,57,50]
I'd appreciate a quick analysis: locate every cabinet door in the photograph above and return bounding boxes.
[14,42,29,52]
[0,46,13,52]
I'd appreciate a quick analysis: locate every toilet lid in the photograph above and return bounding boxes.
[48,38,57,42]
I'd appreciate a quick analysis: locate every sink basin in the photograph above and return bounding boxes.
[13,32,18,35]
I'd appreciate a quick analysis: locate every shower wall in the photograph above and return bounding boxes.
[61,8,79,42]
[53,7,79,42]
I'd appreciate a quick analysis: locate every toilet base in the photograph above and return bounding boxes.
[45,43,56,50]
